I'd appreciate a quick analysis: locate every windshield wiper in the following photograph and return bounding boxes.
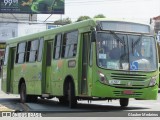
[110,31,127,61]
[132,34,143,54]
[110,31,125,45]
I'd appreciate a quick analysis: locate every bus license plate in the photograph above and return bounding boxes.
[123,90,133,95]
[109,80,121,84]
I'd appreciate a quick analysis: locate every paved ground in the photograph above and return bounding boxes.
[0,91,160,112]
[0,77,160,119]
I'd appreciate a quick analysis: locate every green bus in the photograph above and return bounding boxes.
[1,19,159,108]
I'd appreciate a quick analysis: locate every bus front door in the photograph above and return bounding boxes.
[7,47,16,93]
[81,33,90,95]
[42,41,52,95]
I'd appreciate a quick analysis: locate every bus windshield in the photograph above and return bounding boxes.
[96,32,157,71]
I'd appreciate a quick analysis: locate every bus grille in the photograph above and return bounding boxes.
[110,73,147,87]
[111,73,147,81]
[113,91,143,98]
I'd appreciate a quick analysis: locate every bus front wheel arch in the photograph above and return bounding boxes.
[18,78,25,94]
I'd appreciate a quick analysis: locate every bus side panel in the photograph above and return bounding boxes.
[51,36,79,96]
[13,64,25,94]
[34,62,42,95]
[24,63,40,95]
[51,59,64,96]
[52,59,78,96]
[13,64,35,95]
[64,59,79,95]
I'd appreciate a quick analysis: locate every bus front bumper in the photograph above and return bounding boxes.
[91,83,158,100]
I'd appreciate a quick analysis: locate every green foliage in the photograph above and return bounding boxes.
[54,17,72,25]
[76,16,91,22]
[94,14,106,18]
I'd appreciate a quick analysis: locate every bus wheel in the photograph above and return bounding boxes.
[68,81,77,108]
[29,95,38,102]
[20,83,28,103]
[59,97,68,104]
[120,98,129,107]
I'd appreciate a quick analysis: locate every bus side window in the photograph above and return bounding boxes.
[61,31,78,58]
[37,38,44,61]
[53,34,61,59]
[16,42,26,64]
[26,41,31,62]
[29,40,39,62]
[61,33,67,58]
[25,39,39,62]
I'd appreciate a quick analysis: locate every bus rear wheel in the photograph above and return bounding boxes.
[20,83,37,103]
[20,83,28,103]
[120,98,129,107]
[68,81,77,108]
[28,95,38,102]
[59,97,68,104]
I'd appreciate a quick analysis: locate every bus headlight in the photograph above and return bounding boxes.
[149,76,157,86]
[98,72,108,84]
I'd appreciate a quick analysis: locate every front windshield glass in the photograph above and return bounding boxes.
[96,32,157,71]
[129,35,157,71]
[97,32,129,70]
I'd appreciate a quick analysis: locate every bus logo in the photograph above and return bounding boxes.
[127,82,132,86]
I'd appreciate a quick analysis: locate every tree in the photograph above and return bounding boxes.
[94,14,106,18]
[54,17,72,25]
[76,16,91,22]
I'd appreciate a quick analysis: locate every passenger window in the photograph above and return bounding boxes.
[29,40,39,62]
[26,39,39,62]
[16,42,26,63]
[37,38,44,61]
[61,31,78,58]
[26,41,31,62]
[53,34,62,59]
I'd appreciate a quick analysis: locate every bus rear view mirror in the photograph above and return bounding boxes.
[91,30,96,42]
[90,27,96,42]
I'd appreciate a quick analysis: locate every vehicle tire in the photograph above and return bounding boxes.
[59,97,68,105]
[29,95,38,102]
[120,98,129,107]
[68,81,77,108]
[20,83,28,103]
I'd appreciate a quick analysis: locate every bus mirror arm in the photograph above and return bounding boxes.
[91,27,96,42]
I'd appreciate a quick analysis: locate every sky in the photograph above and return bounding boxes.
[38,0,160,24]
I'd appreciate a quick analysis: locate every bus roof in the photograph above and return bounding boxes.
[6,19,97,44]
[6,18,150,44]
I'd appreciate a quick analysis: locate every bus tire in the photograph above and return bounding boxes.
[68,81,77,108]
[20,83,28,103]
[59,97,68,105]
[28,95,38,102]
[120,98,129,107]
